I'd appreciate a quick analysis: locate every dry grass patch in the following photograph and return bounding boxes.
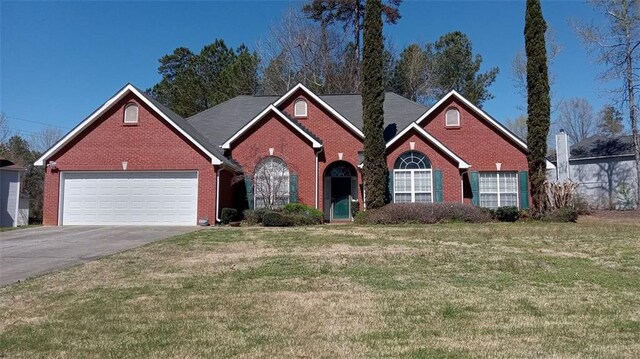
[1,219,639,358]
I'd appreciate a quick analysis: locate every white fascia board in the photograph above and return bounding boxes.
[221,104,322,149]
[273,83,365,139]
[415,90,528,150]
[34,84,224,166]
[385,123,471,169]
[546,160,556,169]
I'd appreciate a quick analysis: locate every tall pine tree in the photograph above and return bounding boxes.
[525,0,551,216]
[362,0,387,209]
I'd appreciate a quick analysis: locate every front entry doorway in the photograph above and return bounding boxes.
[324,161,358,221]
[331,177,351,219]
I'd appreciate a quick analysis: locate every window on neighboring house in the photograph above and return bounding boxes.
[393,151,432,203]
[124,103,139,124]
[294,99,307,117]
[479,172,518,209]
[254,156,290,209]
[445,108,460,127]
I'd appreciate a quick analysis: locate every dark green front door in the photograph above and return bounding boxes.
[332,177,351,219]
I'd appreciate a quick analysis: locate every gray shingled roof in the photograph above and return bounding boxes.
[570,135,635,159]
[134,86,237,169]
[548,134,636,161]
[187,92,428,147]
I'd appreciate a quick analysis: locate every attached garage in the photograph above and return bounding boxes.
[59,171,198,225]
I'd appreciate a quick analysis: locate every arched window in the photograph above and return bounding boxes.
[445,107,460,127]
[294,99,307,117]
[393,151,432,203]
[124,103,139,124]
[254,157,290,209]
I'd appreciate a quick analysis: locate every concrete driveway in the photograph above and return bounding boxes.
[0,226,197,287]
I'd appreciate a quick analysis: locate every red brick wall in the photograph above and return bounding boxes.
[418,97,529,205]
[228,111,318,208]
[420,97,529,172]
[278,90,364,211]
[386,131,463,202]
[42,93,218,225]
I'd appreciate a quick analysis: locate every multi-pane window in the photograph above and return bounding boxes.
[394,151,432,203]
[479,172,518,209]
[254,157,289,209]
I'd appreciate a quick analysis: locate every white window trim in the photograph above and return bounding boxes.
[445,108,460,127]
[479,172,519,209]
[124,103,139,124]
[393,169,433,203]
[294,99,307,117]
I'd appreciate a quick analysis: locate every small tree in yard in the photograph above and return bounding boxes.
[525,0,552,217]
[361,0,387,209]
[233,145,295,211]
[253,157,290,210]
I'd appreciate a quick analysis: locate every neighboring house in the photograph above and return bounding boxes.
[550,130,638,209]
[1,159,29,227]
[35,83,554,226]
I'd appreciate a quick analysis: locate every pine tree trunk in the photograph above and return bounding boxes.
[362,0,387,209]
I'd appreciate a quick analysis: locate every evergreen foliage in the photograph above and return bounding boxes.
[361,0,387,209]
[524,0,551,217]
[148,40,259,117]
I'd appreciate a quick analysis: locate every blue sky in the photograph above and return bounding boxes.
[1,1,610,139]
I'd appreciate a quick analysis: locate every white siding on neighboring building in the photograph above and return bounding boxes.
[0,170,21,227]
[569,156,638,210]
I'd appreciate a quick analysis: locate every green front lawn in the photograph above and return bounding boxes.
[1,219,639,358]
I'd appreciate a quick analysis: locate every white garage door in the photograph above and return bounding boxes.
[61,171,198,225]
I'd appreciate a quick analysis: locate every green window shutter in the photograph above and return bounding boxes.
[470,171,480,206]
[245,177,254,210]
[519,171,529,209]
[351,176,358,200]
[433,169,443,203]
[289,174,299,203]
[387,170,394,203]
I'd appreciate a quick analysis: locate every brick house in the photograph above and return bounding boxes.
[35,83,555,225]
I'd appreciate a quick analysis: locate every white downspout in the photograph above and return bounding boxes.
[215,168,221,224]
[315,152,319,209]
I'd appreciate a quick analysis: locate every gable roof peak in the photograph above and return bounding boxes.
[34,83,230,168]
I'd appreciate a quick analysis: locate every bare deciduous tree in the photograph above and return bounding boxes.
[0,112,11,144]
[505,115,529,141]
[512,27,563,116]
[29,127,64,153]
[258,8,354,95]
[576,0,640,205]
[556,98,597,144]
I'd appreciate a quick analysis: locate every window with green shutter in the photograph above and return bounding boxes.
[470,171,480,206]
[244,178,254,210]
[289,174,299,203]
[519,171,529,209]
[433,169,443,202]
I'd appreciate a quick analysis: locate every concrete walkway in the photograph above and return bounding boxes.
[0,226,197,287]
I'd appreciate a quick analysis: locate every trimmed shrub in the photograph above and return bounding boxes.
[242,208,269,225]
[262,211,293,227]
[282,203,323,225]
[543,207,578,223]
[495,206,519,222]
[354,203,492,225]
[221,208,238,225]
